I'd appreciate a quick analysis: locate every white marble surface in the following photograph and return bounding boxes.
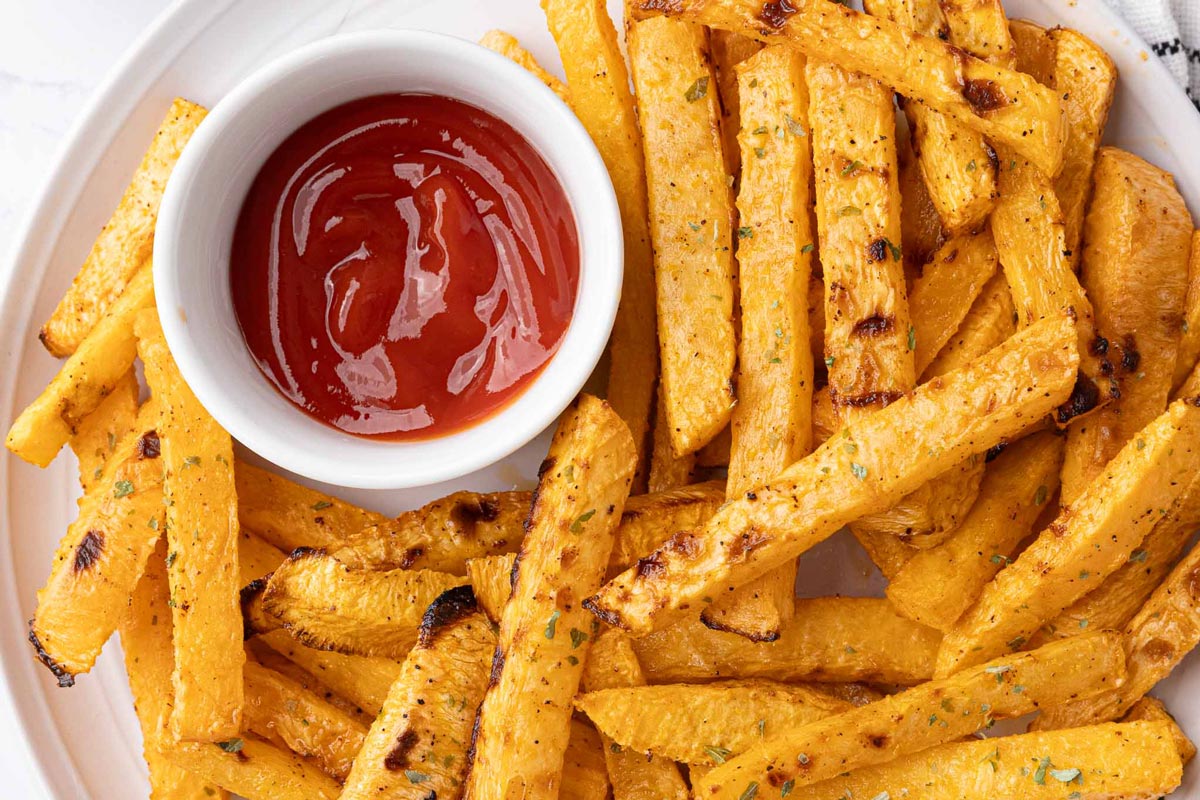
[0,0,172,276]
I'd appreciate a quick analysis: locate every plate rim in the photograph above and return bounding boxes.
[2,0,1199,797]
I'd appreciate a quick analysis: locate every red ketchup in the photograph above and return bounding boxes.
[230,93,579,439]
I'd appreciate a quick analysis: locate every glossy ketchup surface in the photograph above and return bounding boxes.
[230,93,579,439]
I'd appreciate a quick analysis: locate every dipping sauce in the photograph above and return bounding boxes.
[230,93,579,439]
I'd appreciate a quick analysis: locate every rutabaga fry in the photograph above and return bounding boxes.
[1061,148,1192,503]
[246,638,373,726]
[332,481,724,578]
[1009,18,1056,83]
[710,29,762,178]
[695,632,1126,797]
[7,262,154,468]
[808,59,911,424]
[886,432,1063,631]
[261,549,466,659]
[29,401,163,682]
[161,736,341,800]
[937,398,1200,676]
[1173,230,1200,392]
[707,44,816,641]
[561,721,611,800]
[628,0,1067,176]
[235,460,390,553]
[541,0,658,484]
[585,316,1078,636]
[332,489,530,574]
[784,722,1181,800]
[907,231,999,376]
[242,659,367,782]
[40,98,206,356]
[634,598,940,685]
[120,541,228,800]
[608,481,725,576]
[648,385,696,491]
[478,30,569,101]
[726,44,816,497]
[469,570,942,686]
[897,122,945,269]
[237,531,286,587]
[580,630,690,800]
[576,680,851,765]
[464,553,516,624]
[864,0,999,234]
[1123,696,1197,766]
[69,369,139,491]
[809,232,999,443]
[922,270,1016,379]
[463,395,636,800]
[992,151,1114,425]
[1051,27,1118,270]
[629,15,737,456]
[1038,481,1200,643]
[258,629,400,717]
[1033,535,1200,730]
[340,586,495,800]
[138,309,243,742]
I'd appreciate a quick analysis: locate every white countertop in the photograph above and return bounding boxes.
[0,0,171,274]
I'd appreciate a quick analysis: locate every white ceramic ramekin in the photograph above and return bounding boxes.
[154,30,622,490]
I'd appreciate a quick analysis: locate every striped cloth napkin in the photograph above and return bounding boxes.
[1103,0,1200,106]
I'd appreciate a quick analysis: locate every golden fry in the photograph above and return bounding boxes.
[887,432,1063,631]
[464,395,636,800]
[630,15,736,455]
[580,630,689,800]
[542,0,658,482]
[258,629,400,717]
[710,44,816,640]
[629,0,1066,175]
[120,541,228,800]
[648,385,695,491]
[576,680,851,764]
[138,309,243,741]
[922,270,1015,379]
[479,30,569,100]
[331,489,528,574]
[1124,697,1197,766]
[586,316,1078,635]
[907,231,999,376]
[697,633,1126,796]
[938,399,1200,675]
[261,549,466,659]
[786,722,1181,800]
[633,598,941,685]
[235,460,390,553]
[41,99,206,356]
[1034,534,1200,730]
[1039,484,1200,642]
[1173,230,1200,392]
[161,736,340,800]
[341,586,495,800]
[1062,148,1192,502]
[866,0,998,234]
[242,659,367,781]
[69,369,139,491]
[30,401,163,681]
[1051,28,1118,269]
[7,262,153,467]
[561,721,611,800]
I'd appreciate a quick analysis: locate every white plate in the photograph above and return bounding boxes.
[2,1,1199,797]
